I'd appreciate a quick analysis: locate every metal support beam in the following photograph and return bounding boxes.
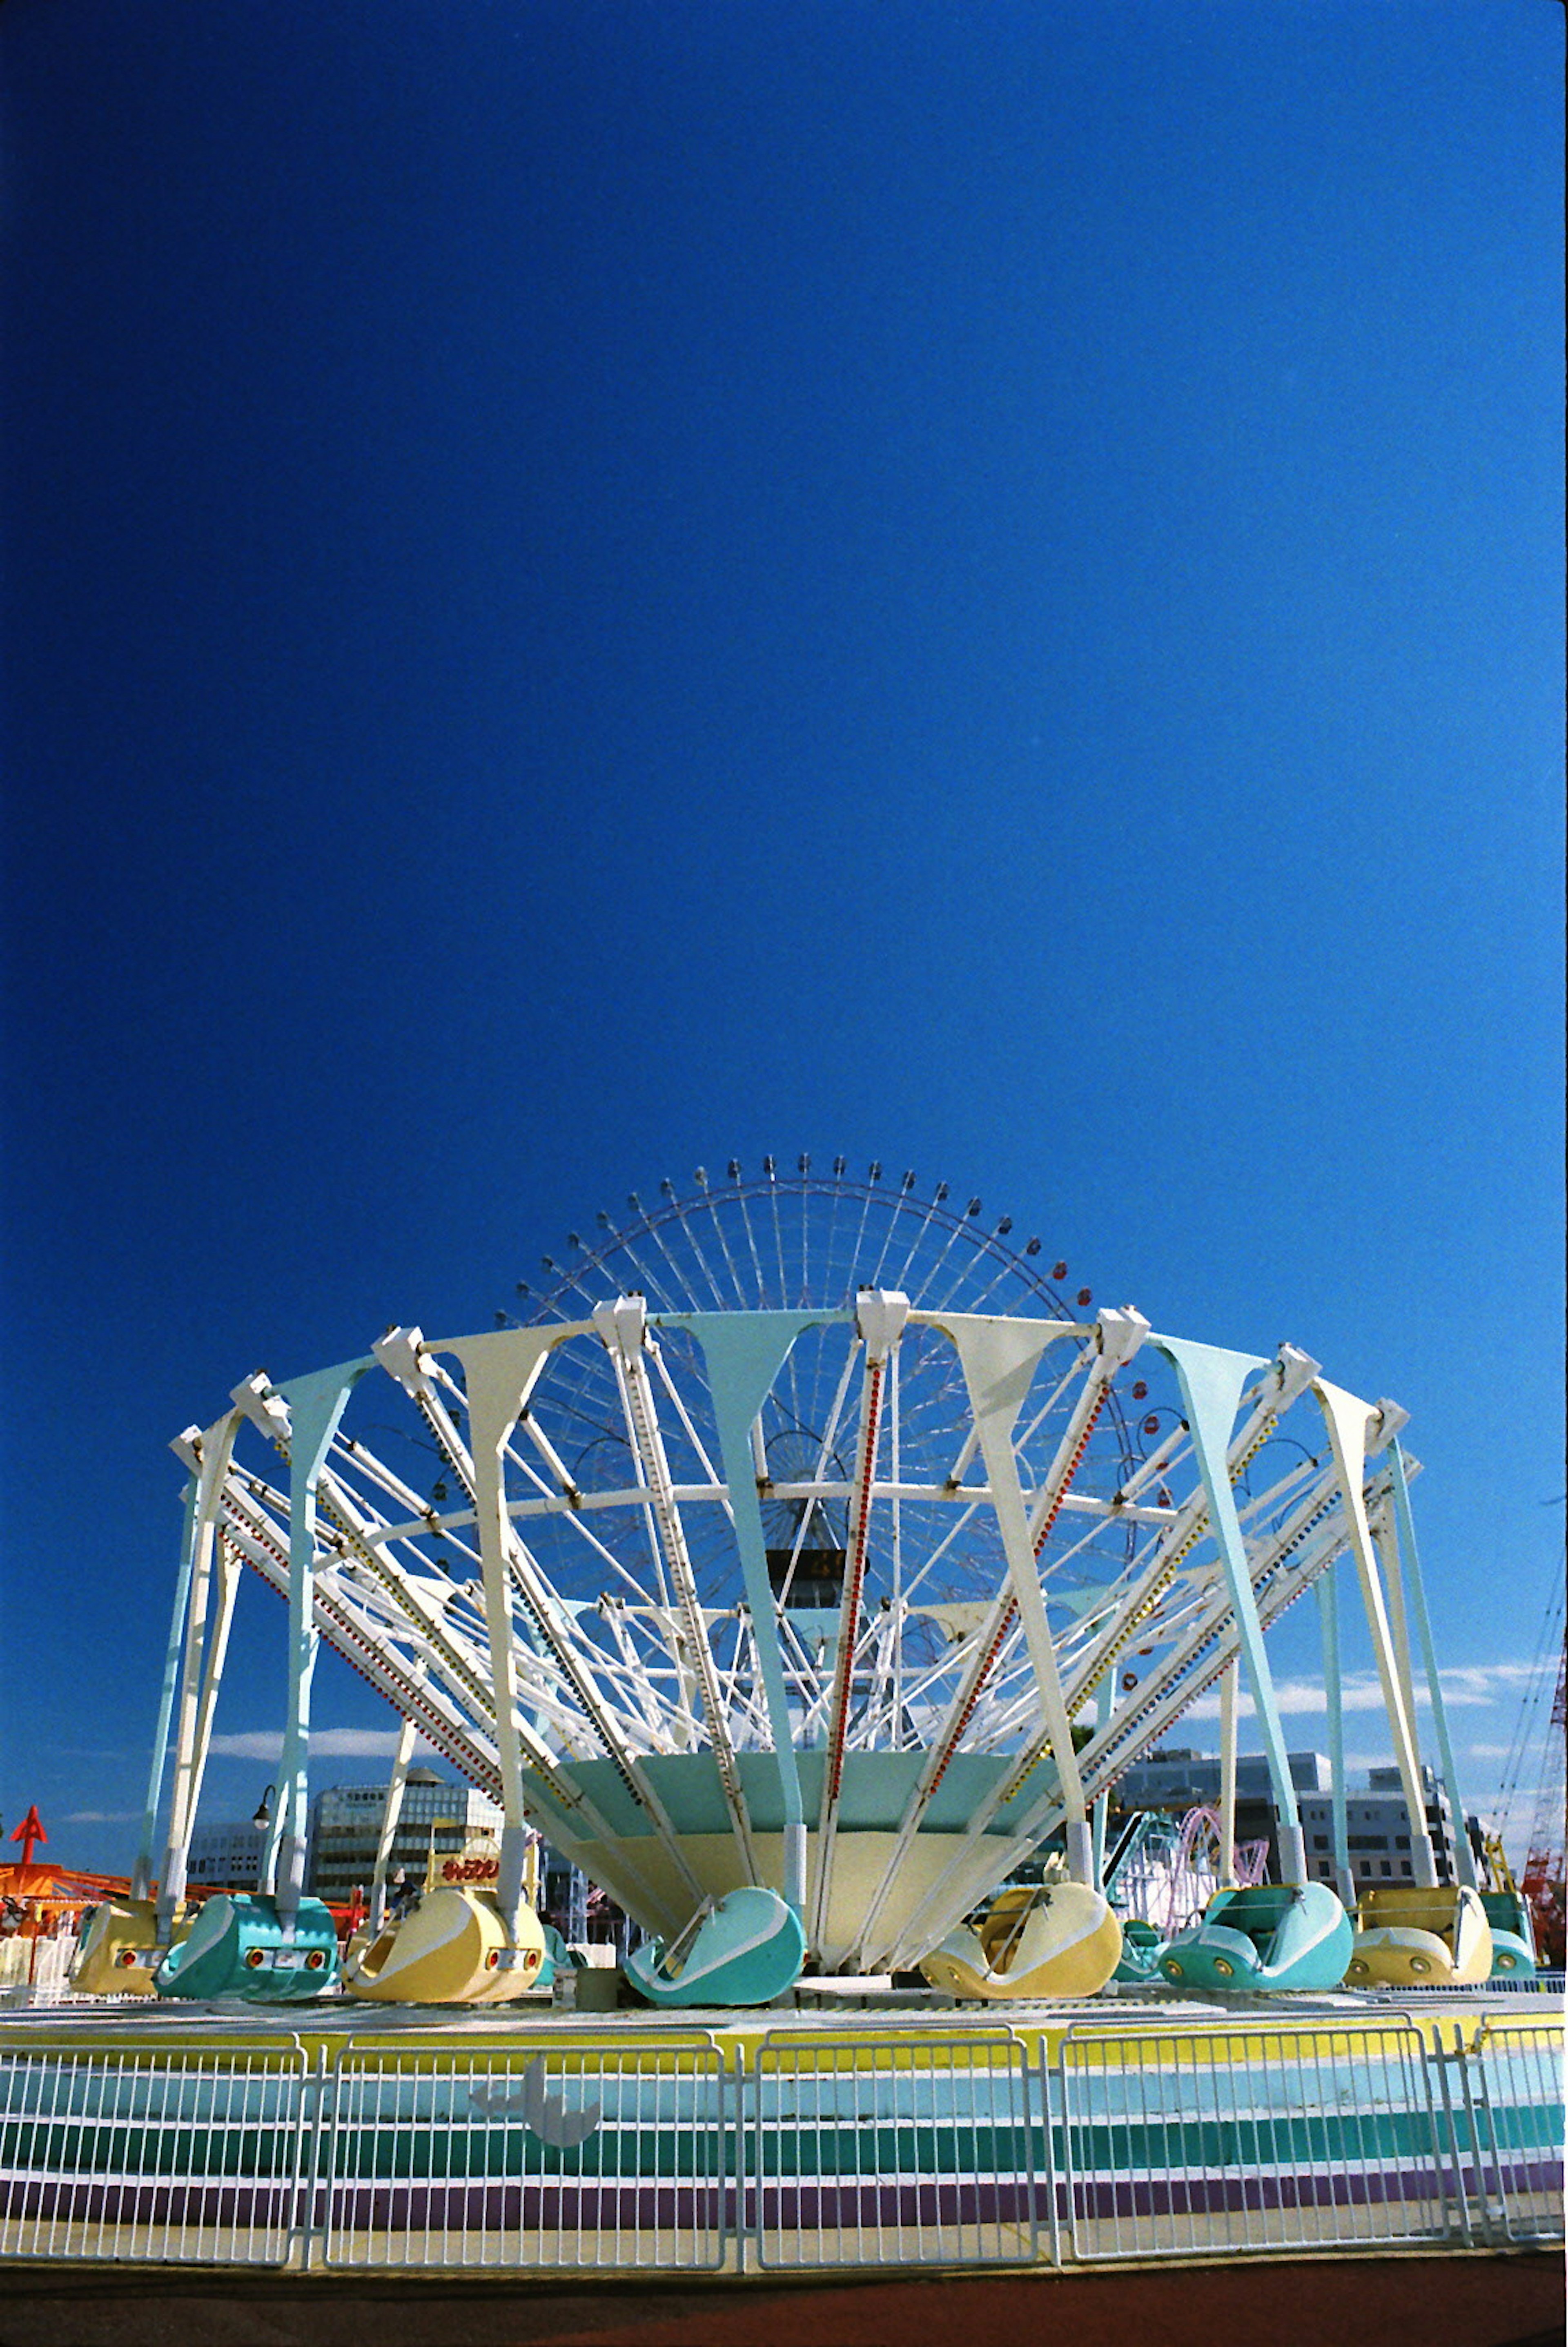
[1316,1564,1354,1905]
[1313,1380,1437,1888]
[1155,1333,1307,1886]
[1389,1440,1476,1890]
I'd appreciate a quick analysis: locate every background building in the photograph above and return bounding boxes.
[1299,1765,1469,1892]
[306,1770,504,1902]
[1114,1747,1331,1812]
[186,1821,265,1892]
[1112,1749,1472,1890]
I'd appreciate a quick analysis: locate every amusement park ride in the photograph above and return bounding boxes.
[67,1166,1531,2007]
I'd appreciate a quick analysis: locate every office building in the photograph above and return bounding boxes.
[186,1821,266,1892]
[306,1769,504,1902]
[1113,1749,1468,1888]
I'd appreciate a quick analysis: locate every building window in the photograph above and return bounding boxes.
[1400,1861,1412,1875]
[1313,1836,1328,1851]
[1380,1860,1392,1877]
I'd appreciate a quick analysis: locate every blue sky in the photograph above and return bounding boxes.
[2,0,1561,1875]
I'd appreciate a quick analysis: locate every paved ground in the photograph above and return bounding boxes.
[0,2255,1560,2347]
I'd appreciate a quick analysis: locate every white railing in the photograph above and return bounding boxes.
[1460,2017,1565,2247]
[748,2029,1037,2270]
[318,2033,731,2272]
[0,2038,310,2266]
[1055,2015,1453,2263]
[0,2008,1559,2273]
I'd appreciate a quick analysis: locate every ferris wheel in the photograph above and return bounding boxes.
[147,1159,1428,1993]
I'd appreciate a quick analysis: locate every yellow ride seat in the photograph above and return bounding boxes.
[71,1899,189,1997]
[1344,1882,1492,1985]
[919,1880,1123,2000]
[342,1885,546,2004]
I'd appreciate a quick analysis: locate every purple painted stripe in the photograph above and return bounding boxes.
[745,2179,1037,2229]
[2,2159,1555,2241]
[0,2178,293,2229]
[323,2182,726,2230]
[1059,2168,1444,2220]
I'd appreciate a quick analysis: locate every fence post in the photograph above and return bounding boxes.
[1036,2039,1061,2268]
[288,2035,329,2273]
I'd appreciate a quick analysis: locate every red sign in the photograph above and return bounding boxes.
[441,1855,500,1884]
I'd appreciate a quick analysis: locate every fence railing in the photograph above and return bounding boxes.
[317,2034,731,2273]
[0,2010,1559,2274]
[1462,2018,1565,2248]
[749,2030,1038,2270]
[0,2040,310,2267]
[1056,2016,1453,2264]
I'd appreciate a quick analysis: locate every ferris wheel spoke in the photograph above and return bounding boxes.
[874,1179,935,1293]
[604,1218,688,1315]
[704,1185,753,1309]
[653,1194,733,1314]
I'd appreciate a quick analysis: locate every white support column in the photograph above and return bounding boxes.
[444,1327,572,1933]
[1316,1563,1354,1905]
[595,1295,757,1884]
[673,1307,839,1921]
[133,1469,199,1904]
[1155,1335,1308,1886]
[1218,1657,1239,1888]
[158,1409,243,1932]
[369,1705,422,1934]
[1388,1440,1477,1890]
[236,1360,372,1927]
[812,1289,908,1948]
[186,1533,243,1875]
[1091,1671,1114,1890]
[1313,1380,1438,1888]
[944,1315,1099,1884]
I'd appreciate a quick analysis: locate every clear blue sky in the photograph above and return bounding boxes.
[3,0,1561,1875]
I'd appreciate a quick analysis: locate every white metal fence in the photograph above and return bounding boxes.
[1459,2019,1565,2247]
[0,2010,1559,2273]
[317,2035,731,2272]
[0,2040,310,2266]
[749,2030,1037,2270]
[1056,2017,1453,2263]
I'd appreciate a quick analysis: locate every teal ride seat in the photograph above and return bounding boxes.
[1112,1917,1166,1983]
[1158,1882,1353,1992]
[154,1893,340,2002]
[536,1923,581,1993]
[1481,1889,1539,1978]
[625,1885,805,2008]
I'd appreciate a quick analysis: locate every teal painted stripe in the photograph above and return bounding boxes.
[1,2125,299,2178]
[7,2104,1559,2188]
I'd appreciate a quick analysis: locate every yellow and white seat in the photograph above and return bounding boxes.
[918,1880,1123,2000]
[1343,1883,1492,1986]
[343,1886,546,2004]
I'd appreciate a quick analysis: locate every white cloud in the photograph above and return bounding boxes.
[207,1728,435,1760]
[206,1732,283,1760]
[60,1810,140,1824]
[1185,1661,1542,1723]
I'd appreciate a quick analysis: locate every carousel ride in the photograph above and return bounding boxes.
[77,1164,1484,2006]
